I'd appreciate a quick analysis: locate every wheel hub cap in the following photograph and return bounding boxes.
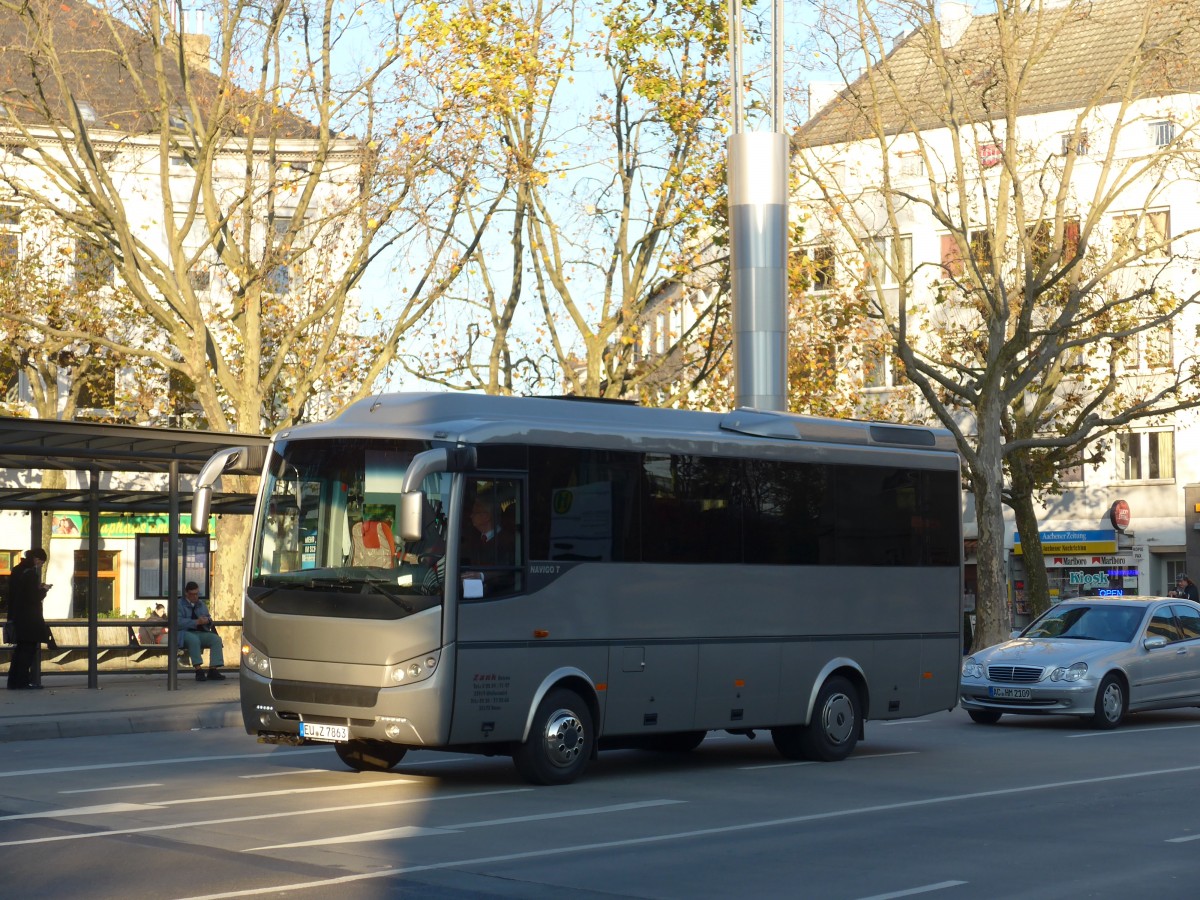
[822,693,855,744]
[543,709,585,768]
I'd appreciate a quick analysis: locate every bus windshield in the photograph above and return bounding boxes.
[249,437,449,619]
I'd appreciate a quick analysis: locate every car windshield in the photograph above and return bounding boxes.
[1022,604,1144,643]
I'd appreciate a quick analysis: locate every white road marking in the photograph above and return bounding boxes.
[0,788,531,846]
[1165,833,1200,843]
[245,800,683,851]
[59,783,164,794]
[0,747,329,779]
[175,761,1200,899]
[0,778,421,821]
[856,881,968,899]
[239,769,326,779]
[1070,722,1200,738]
[740,751,917,770]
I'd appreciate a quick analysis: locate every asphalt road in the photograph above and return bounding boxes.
[1,707,1199,899]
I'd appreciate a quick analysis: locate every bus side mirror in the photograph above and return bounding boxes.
[399,492,425,542]
[191,446,264,534]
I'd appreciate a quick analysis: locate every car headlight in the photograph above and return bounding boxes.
[386,650,440,686]
[1050,662,1088,682]
[241,640,272,677]
[962,657,984,679]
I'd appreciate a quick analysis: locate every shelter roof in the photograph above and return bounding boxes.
[0,416,266,513]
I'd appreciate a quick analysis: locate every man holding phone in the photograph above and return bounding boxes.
[178,581,226,681]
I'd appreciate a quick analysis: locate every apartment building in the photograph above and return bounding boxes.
[0,1,362,617]
[793,0,1200,623]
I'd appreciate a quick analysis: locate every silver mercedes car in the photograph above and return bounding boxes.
[960,596,1200,728]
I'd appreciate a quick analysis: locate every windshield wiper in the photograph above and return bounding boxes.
[352,572,416,613]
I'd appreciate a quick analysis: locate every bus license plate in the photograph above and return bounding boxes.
[300,722,349,742]
[989,687,1031,700]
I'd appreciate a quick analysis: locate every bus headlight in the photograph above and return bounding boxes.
[241,640,272,677]
[387,651,440,685]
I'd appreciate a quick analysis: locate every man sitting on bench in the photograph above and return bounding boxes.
[178,582,226,682]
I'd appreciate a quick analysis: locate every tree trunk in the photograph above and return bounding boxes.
[971,404,1011,653]
[212,475,255,663]
[1008,456,1052,619]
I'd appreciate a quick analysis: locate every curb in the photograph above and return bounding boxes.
[0,703,241,743]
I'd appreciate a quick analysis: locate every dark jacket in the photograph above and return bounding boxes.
[7,559,50,643]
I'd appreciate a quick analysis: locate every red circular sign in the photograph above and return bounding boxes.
[1110,499,1131,531]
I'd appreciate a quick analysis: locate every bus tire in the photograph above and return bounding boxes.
[772,675,860,762]
[513,688,594,785]
[334,739,408,772]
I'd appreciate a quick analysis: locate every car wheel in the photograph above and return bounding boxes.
[968,709,1003,724]
[513,688,594,785]
[772,675,860,762]
[334,739,408,772]
[1089,673,1126,730]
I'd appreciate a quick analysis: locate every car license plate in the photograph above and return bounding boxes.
[300,722,349,742]
[989,687,1031,700]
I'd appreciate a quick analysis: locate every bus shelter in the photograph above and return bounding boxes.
[0,416,266,689]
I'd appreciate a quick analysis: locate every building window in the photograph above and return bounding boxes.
[76,358,116,415]
[862,342,903,390]
[0,204,19,272]
[978,142,1003,168]
[187,267,211,291]
[865,235,912,285]
[801,245,835,292]
[74,238,114,286]
[1152,120,1175,147]
[265,215,297,293]
[940,230,992,278]
[1116,430,1174,482]
[71,549,117,616]
[1027,218,1080,268]
[1113,210,1170,259]
[136,534,210,600]
[1060,130,1089,157]
[1167,558,1188,592]
[1058,461,1083,485]
[897,152,923,178]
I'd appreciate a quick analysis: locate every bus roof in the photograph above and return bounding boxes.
[284,393,960,462]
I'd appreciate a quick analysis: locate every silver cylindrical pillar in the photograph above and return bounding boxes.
[729,130,789,412]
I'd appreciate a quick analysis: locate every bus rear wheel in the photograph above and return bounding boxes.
[772,675,861,762]
[513,688,594,785]
[334,739,408,772]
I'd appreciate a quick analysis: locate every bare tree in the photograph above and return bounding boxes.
[795,0,1200,648]
[398,0,731,398]
[0,0,486,615]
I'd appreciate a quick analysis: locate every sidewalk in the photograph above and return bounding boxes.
[0,670,241,743]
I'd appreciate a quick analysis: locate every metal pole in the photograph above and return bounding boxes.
[168,459,179,691]
[87,468,100,689]
[729,0,743,132]
[728,0,789,412]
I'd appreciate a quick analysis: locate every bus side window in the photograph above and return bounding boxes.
[462,478,523,597]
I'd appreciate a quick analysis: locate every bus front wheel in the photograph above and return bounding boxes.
[334,739,408,772]
[513,688,594,785]
[772,675,861,762]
